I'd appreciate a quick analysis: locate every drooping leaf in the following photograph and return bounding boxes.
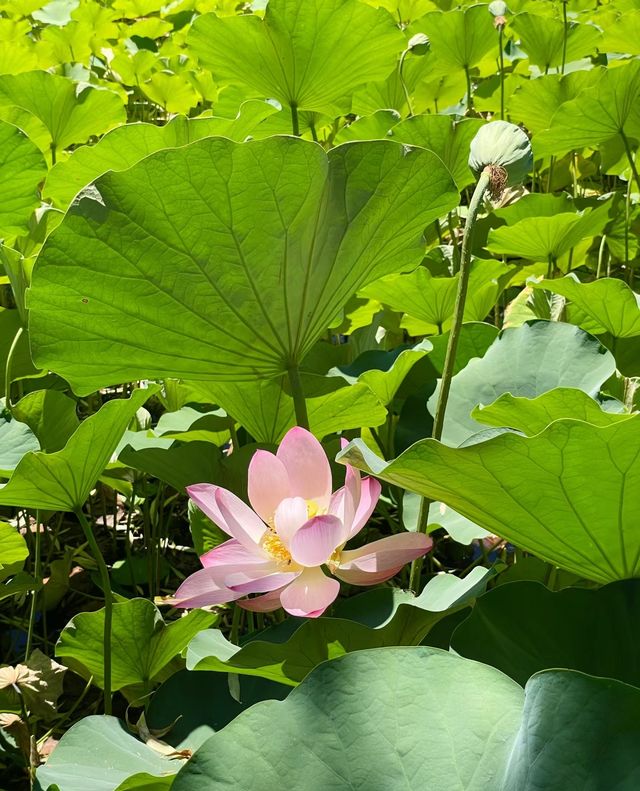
[452,579,640,688]
[473,388,632,436]
[56,598,216,695]
[0,388,154,510]
[427,321,615,446]
[188,0,403,117]
[12,389,79,452]
[29,137,458,394]
[339,417,640,584]
[0,520,28,580]
[0,307,38,392]
[186,569,491,686]
[0,119,46,237]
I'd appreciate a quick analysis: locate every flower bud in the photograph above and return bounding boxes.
[468,121,533,189]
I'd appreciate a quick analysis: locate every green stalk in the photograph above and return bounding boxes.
[560,0,568,75]
[398,49,414,117]
[24,510,41,660]
[75,507,112,715]
[409,168,492,593]
[620,129,640,195]
[498,26,505,120]
[287,363,310,429]
[4,326,23,411]
[464,65,473,113]
[230,603,243,644]
[596,235,607,279]
[290,102,300,137]
[431,169,492,441]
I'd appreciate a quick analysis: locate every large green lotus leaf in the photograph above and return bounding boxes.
[36,715,181,791]
[13,389,79,452]
[0,388,153,510]
[56,598,216,695]
[43,105,280,208]
[146,670,289,753]
[186,569,490,686]
[507,71,597,135]
[362,260,509,336]
[473,388,632,436]
[0,71,126,156]
[531,276,640,338]
[175,647,524,791]
[420,5,496,71]
[339,416,640,584]
[29,137,458,394]
[390,115,484,189]
[599,7,640,56]
[452,580,640,687]
[502,670,640,790]
[0,120,46,237]
[486,208,609,262]
[535,60,640,157]
[511,14,601,71]
[186,375,387,444]
[427,321,615,447]
[188,0,403,117]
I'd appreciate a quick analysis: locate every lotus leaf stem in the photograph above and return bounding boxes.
[409,168,492,593]
[75,507,113,715]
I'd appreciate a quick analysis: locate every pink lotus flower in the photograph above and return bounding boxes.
[175,428,432,618]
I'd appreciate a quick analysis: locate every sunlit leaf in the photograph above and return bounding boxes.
[340,416,640,584]
[188,0,403,117]
[30,137,458,393]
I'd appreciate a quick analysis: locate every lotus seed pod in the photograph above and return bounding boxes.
[488,1,508,16]
[468,121,533,188]
[407,33,430,55]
